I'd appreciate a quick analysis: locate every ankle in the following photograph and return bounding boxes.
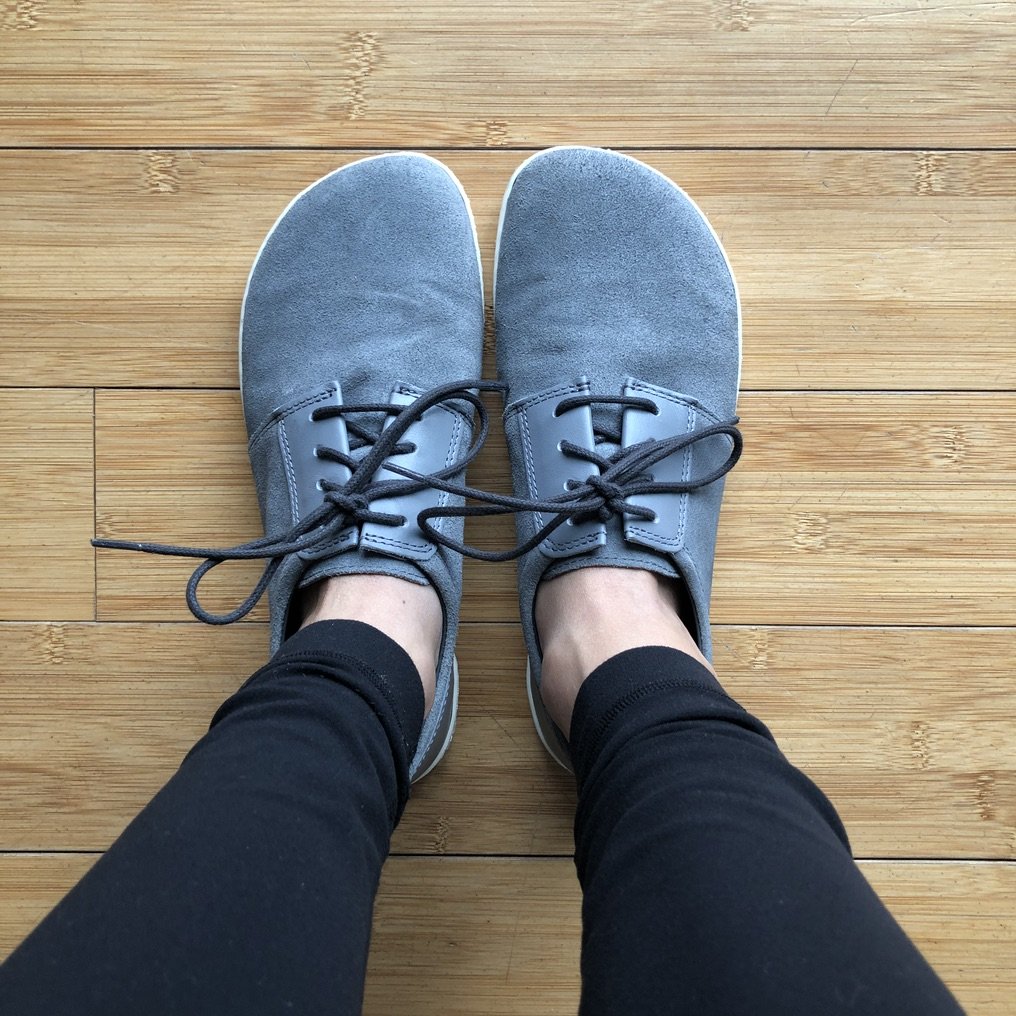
[299,573,442,715]
[535,567,714,737]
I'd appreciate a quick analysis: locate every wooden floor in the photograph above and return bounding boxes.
[2,2,1015,1012]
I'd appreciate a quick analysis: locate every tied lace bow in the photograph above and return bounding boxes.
[94,383,742,621]
[413,391,742,561]
[92,380,500,624]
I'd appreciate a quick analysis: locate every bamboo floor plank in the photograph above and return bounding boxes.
[0,854,1011,1014]
[0,621,1011,859]
[0,389,94,621]
[1,149,1013,390]
[2,1,1014,147]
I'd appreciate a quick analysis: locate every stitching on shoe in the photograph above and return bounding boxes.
[555,552,673,569]
[678,405,693,545]
[248,384,337,449]
[278,420,302,526]
[397,382,474,425]
[302,533,355,557]
[518,392,603,554]
[432,408,464,532]
[389,384,466,537]
[627,380,724,424]
[363,531,437,559]
[624,382,723,549]
[624,405,691,549]
[504,382,584,419]
[443,411,462,472]
[518,406,541,541]
[377,392,465,542]
[518,411,600,553]
[545,531,602,552]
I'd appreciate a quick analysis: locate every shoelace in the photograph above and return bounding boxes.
[92,379,503,624]
[407,392,742,562]
[94,385,742,622]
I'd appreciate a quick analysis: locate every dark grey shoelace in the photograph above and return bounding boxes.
[413,392,742,562]
[92,379,502,625]
[93,383,742,623]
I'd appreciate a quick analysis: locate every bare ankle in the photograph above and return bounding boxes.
[535,567,714,736]
[299,574,442,715]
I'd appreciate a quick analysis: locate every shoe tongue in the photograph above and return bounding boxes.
[340,363,389,407]
[589,402,623,464]
[342,379,407,462]
[345,439,377,467]
[593,438,620,465]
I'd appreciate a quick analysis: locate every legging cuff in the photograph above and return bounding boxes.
[215,618,426,821]
[569,645,759,785]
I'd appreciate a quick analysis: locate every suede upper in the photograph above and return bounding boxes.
[241,153,484,779]
[495,148,738,431]
[494,147,741,768]
[242,153,482,430]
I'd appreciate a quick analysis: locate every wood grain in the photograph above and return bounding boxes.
[1,1,1014,147]
[3,0,1015,999]
[2,149,1014,390]
[95,390,1016,626]
[0,621,1012,858]
[0,389,94,620]
[0,854,1011,1014]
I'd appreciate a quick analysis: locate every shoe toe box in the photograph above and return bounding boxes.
[241,153,484,433]
[495,146,739,416]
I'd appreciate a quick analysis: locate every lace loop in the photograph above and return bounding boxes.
[92,379,504,625]
[93,384,742,625]
[411,405,742,563]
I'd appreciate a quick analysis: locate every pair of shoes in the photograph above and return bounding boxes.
[95,147,742,779]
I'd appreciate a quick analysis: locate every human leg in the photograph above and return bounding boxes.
[0,617,424,1015]
[0,151,486,1012]
[540,568,964,1015]
[494,147,963,1015]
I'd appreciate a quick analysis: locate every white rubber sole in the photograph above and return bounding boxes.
[494,146,744,769]
[412,655,460,782]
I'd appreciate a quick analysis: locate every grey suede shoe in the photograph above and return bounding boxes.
[494,147,743,769]
[97,153,486,781]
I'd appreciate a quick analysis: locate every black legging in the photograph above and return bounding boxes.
[0,620,963,1015]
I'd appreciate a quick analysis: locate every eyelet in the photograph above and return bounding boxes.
[556,440,564,452]
[312,446,320,458]
[315,479,325,491]
[565,517,575,526]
